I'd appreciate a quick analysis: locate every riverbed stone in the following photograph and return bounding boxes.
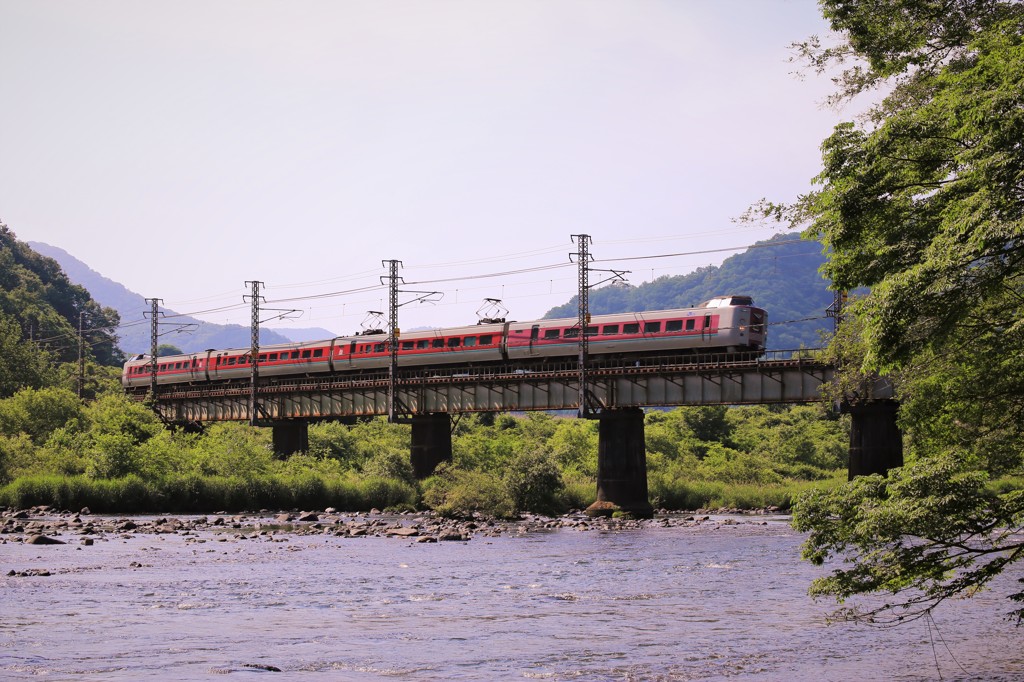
[27,534,65,545]
[387,527,420,537]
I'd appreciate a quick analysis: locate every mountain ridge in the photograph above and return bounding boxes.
[28,242,336,355]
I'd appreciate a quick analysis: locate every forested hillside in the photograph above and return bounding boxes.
[544,233,832,350]
[0,224,121,397]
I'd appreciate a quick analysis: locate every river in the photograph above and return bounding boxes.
[1,512,1021,681]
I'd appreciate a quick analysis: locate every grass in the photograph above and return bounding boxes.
[0,474,417,514]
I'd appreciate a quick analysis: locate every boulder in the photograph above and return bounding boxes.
[27,534,65,545]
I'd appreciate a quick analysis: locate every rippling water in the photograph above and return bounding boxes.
[1,515,1021,680]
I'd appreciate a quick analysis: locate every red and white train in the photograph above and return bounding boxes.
[122,296,767,390]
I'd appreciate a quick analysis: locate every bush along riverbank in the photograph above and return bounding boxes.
[0,388,858,517]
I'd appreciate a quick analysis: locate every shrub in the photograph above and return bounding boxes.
[503,448,564,515]
[422,467,514,519]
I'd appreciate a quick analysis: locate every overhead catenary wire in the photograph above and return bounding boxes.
[105,234,819,331]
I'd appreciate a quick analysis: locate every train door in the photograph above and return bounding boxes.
[529,324,540,356]
[701,314,713,342]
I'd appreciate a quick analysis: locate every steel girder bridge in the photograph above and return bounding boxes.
[139,349,899,518]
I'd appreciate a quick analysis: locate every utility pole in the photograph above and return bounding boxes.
[826,289,848,338]
[77,311,86,398]
[245,281,264,427]
[571,234,592,419]
[381,260,402,423]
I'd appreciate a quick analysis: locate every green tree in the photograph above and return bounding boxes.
[772,0,1024,624]
[0,312,55,397]
[0,387,83,444]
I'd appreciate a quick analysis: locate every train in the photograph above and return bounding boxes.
[121,295,767,390]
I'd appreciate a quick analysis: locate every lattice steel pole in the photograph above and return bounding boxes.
[77,311,86,398]
[245,281,264,427]
[571,234,592,418]
[382,260,402,423]
[145,297,162,403]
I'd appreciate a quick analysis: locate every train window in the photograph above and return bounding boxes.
[174,362,181,369]
[432,338,445,348]
[268,353,278,361]
[464,336,477,347]
[544,329,560,339]
[313,349,323,358]
[623,323,640,334]
[685,319,696,331]
[564,328,579,338]
[291,351,300,359]
[301,350,312,359]
[480,335,493,345]
[402,341,414,350]
[227,358,236,366]
[644,322,661,333]
[417,340,430,350]
[258,354,266,362]
[666,320,683,332]
[447,337,461,348]
[585,326,598,336]
[373,343,385,353]
[239,357,249,365]
[602,325,619,335]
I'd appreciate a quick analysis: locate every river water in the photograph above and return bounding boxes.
[1,513,1021,681]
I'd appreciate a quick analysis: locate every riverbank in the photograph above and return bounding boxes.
[2,503,782,554]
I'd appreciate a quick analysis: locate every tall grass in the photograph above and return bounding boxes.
[650,474,846,511]
[0,474,417,514]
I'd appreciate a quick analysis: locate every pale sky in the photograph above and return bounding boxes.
[0,0,844,335]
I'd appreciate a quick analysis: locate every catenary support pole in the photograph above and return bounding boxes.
[245,281,264,427]
[571,234,592,419]
[146,297,162,403]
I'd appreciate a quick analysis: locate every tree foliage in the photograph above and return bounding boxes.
[777,0,1024,625]
[0,224,124,399]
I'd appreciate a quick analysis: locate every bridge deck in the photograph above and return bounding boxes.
[136,350,891,424]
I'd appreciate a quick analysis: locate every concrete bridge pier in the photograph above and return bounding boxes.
[586,407,654,519]
[272,420,309,457]
[411,413,452,479]
[846,400,903,479]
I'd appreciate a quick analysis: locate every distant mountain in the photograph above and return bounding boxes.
[266,326,338,343]
[544,233,834,350]
[28,242,337,355]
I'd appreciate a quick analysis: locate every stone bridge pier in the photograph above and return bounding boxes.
[846,400,903,478]
[586,408,654,519]
[410,413,453,479]
[272,420,308,457]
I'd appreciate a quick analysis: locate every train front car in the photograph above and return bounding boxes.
[698,295,767,353]
[505,296,767,363]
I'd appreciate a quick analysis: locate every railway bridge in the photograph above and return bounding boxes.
[140,349,900,518]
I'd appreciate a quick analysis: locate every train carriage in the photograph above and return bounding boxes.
[122,296,766,391]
